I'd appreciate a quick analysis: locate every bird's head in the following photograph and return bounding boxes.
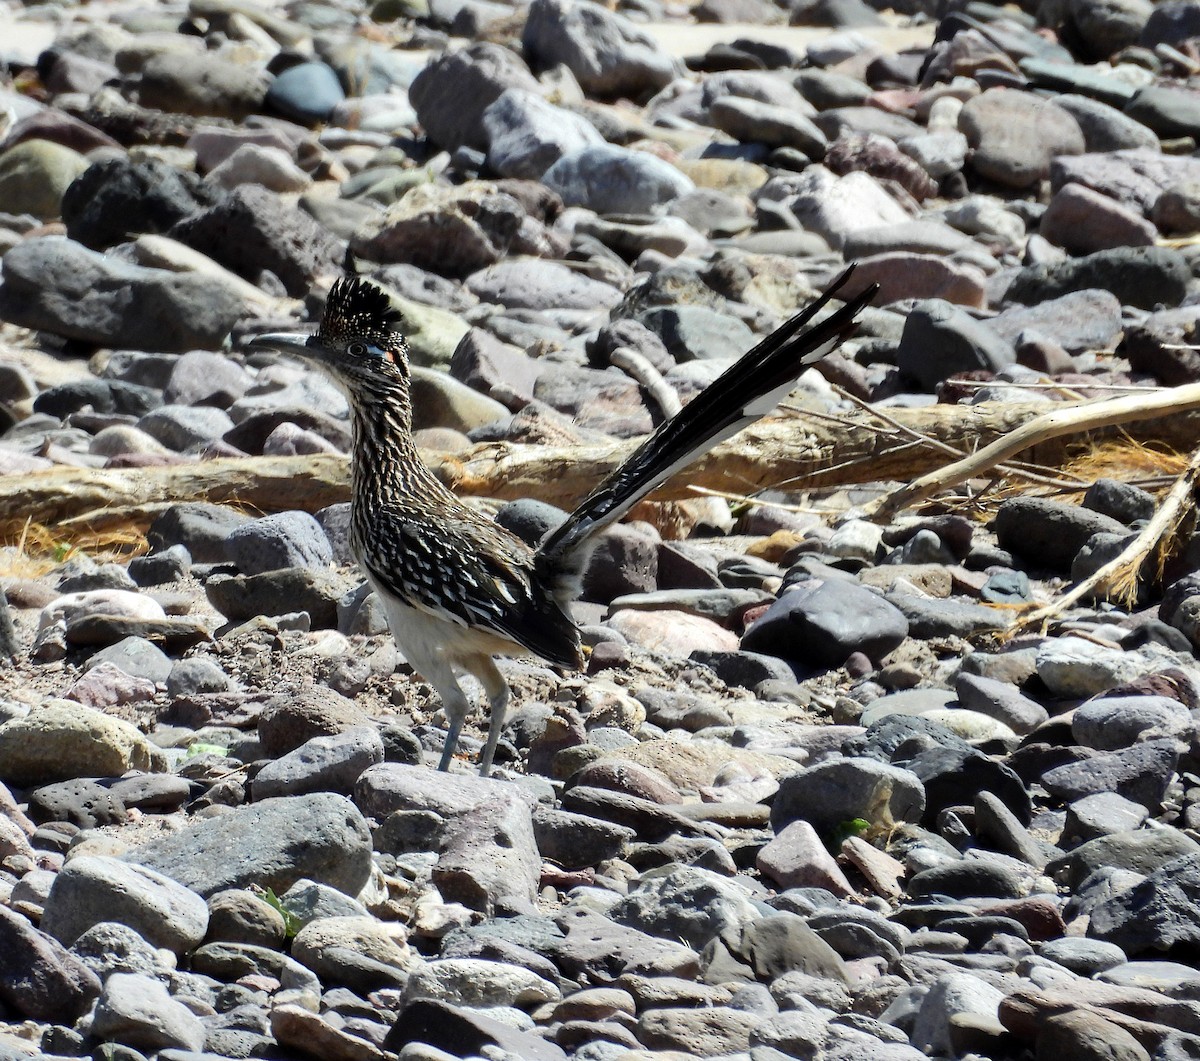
[250,276,410,396]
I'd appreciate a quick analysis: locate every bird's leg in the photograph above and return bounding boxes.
[476,656,511,777]
[424,658,472,772]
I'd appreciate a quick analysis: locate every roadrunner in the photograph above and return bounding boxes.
[252,267,876,773]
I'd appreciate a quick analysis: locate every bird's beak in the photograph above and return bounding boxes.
[249,332,315,359]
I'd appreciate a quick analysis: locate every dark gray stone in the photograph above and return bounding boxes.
[27,779,127,828]
[0,904,101,1021]
[771,757,925,836]
[1042,739,1181,810]
[386,998,566,1060]
[1047,828,1200,888]
[169,184,341,297]
[895,300,1016,390]
[224,511,333,575]
[994,496,1128,571]
[205,568,353,628]
[0,237,246,352]
[1004,246,1190,311]
[408,42,540,152]
[638,305,756,363]
[522,0,680,98]
[147,503,250,563]
[1089,852,1200,954]
[741,580,908,667]
[126,792,373,898]
[62,156,219,250]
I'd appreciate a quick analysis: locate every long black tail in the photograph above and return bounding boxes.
[536,265,878,586]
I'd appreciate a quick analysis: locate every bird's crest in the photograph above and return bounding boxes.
[318,276,408,354]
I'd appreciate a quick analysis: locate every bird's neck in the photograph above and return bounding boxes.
[348,388,431,507]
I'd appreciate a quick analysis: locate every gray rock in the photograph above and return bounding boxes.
[766,166,910,249]
[1040,936,1126,975]
[90,972,206,1052]
[0,904,101,1021]
[166,657,231,696]
[125,522,194,567]
[1068,0,1153,59]
[27,778,127,828]
[1072,695,1192,750]
[278,878,371,928]
[532,805,634,869]
[1154,180,1200,235]
[994,496,1128,571]
[954,672,1049,735]
[1126,84,1200,140]
[910,972,1005,1056]
[224,510,333,575]
[137,404,234,451]
[771,757,925,836]
[709,96,827,157]
[137,50,269,119]
[1040,182,1157,254]
[609,866,760,950]
[258,685,372,756]
[1042,739,1181,810]
[386,998,567,1061]
[252,725,384,799]
[127,792,373,898]
[712,911,847,983]
[62,156,220,251]
[482,88,604,180]
[1089,852,1200,954]
[467,259,621,312]
[906,857,1023,900]
[1083,478,1157,523]
[1035,635,1155,698]
[542,144,694,215]
[170,184,341,298]
[959,89,1084,188]
[896,299,1016,390]
[205,567,352,627]
[408,42,540,152]
[163,352,252,410]
[1053,94,1160,153]
[1052,148,1200,213]
[86,635,172,683]
[41,855,208,953]
[1004,245,1190,311]
[1063,792,1150,844]
[1047,828,1200,887]
[522,0,680,98]
[638,305,757,363]
[206,888,288,947]
[70,921,175,981]
[741,579,909,667]
[265,60,344,125]
[886,593,1007,639]
[147,502,251,563]
[0,236,247,352]
[357,763,541,914]
[552,906,698,981]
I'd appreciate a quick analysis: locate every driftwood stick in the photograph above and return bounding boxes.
[1010,443,1200,634]
[867,383,1200,521]
[7,400,1200,537]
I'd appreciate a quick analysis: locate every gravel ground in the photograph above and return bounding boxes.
[3,0,1200,1059]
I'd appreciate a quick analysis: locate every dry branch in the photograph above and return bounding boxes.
[867,382,1200,521]
[8,399,1200,538]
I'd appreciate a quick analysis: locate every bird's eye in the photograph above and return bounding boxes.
[346,341,369,357]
